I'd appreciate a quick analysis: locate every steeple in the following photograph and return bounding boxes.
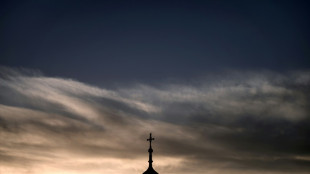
[143,133,158,174]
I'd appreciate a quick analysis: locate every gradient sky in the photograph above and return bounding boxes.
[0,1,310,174]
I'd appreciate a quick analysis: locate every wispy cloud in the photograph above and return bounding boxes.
[0,67,309,174]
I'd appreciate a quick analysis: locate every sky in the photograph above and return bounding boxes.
[0,0,310,174]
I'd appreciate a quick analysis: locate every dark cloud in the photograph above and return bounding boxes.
[0,67,309,174]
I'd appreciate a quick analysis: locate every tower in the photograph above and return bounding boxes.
[143,133,158,174]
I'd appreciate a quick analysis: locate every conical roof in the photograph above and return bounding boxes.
[143,133,159,174]
[143,166,158,174]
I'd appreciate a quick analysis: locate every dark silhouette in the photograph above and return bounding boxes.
[143,133,159,174]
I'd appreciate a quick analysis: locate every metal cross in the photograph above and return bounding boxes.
[147,133,155,146]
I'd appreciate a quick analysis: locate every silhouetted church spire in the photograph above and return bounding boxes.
[143,133,158,174]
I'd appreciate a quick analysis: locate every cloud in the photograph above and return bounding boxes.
[0,67,310,174]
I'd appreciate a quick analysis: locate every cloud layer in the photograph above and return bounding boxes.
[0,67,310,174]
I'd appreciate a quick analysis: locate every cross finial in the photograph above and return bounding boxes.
[147,133,154,147]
